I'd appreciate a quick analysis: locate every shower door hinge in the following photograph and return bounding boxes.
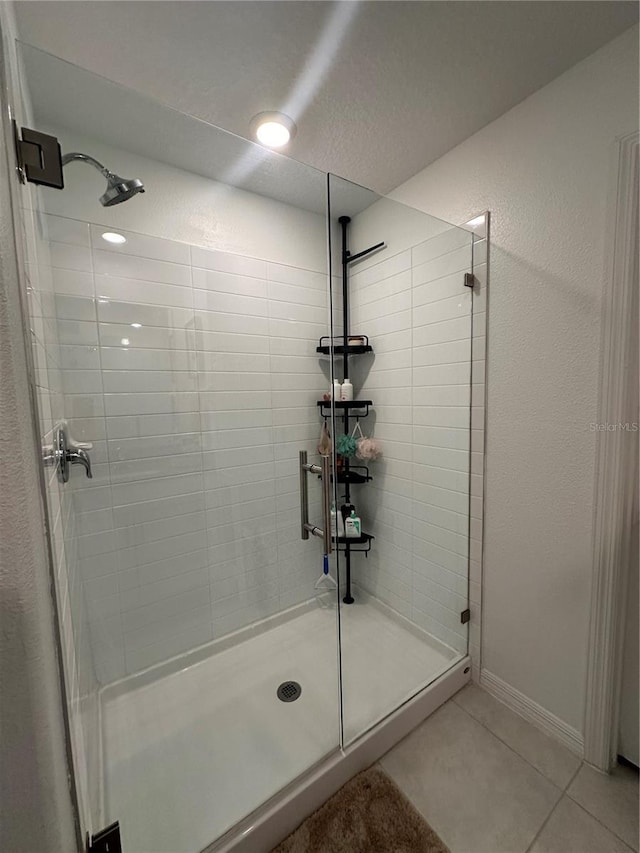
[464,273,476,289]
[460,608,471,624]
[13,122,64,189]
[87,821,122,853]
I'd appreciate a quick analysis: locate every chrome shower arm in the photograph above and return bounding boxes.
[61,151,111,178]
[59,149,144,205]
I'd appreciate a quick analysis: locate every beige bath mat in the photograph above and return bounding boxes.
[271,765,450,853]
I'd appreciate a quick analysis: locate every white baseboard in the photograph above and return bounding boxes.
[480,669,584,757]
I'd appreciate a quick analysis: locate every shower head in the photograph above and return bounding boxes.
[99,172,145,207]
[61,151,145,206]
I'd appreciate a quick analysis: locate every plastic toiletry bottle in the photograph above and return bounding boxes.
[340,503,354,528]
[345,509,361,538]
[331,502,345,539]
[333,379,342,400]
[341,380,353,401]
[330,502,337,538]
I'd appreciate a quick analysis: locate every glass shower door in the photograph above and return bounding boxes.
[15,42,342,853]
[14,36,482,853]
[328,174,474,744]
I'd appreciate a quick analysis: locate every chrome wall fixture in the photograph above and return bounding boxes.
[61,152,145,206]
[43,423,93,483]
[13,123,144,205]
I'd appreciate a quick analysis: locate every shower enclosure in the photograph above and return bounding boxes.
[9,41,482,853]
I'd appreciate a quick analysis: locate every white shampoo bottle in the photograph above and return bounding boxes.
[340,380,353,401]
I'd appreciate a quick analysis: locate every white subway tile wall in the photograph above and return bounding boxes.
[44,216,329,682]
[348,225,477,658]
[27,204,486,698]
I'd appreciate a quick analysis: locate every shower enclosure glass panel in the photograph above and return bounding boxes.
[16,43,341,853]
[15,39,476,853]
[328,175,474,744]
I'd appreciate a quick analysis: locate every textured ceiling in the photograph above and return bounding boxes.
[14,1,638,193]
[20,44,335,215]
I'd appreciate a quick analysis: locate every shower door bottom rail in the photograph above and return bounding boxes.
[87,820,122,853]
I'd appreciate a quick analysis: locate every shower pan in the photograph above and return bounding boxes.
[8,41,481,853]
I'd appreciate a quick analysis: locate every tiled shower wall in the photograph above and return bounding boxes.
[35,213,329,683]
[348,223,487,664]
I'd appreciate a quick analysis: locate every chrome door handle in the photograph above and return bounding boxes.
[43,423,93,482]
[299,450,332,555]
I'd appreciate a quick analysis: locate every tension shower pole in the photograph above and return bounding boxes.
[338,216,354,603]
[334,216,385,604]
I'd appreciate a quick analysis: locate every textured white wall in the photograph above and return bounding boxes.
[390,25,639,732]
[0,6,78,850]
[12,1,640,194]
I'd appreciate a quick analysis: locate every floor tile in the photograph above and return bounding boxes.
[568,763,639,851]
[453,684,581,789]
[529,795,634,853]
[380,700,561,853]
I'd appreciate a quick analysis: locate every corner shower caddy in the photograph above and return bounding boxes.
[316,216,385,604]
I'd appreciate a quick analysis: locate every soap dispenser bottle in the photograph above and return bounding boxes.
[344,509,361,538]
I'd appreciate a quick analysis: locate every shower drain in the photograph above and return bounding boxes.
[277,681,302,703]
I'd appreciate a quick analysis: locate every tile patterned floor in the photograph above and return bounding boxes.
[380,684,639,853]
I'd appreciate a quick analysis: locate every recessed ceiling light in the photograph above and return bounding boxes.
[250,112,297,149]
[130,323,142,329]
[102,232,127,244]
[120,338,130,346]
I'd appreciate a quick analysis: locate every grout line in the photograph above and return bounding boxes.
[563,773,639,851]
[523,794,564,853]
[524,762,619,853]
[444,698,570,853]
[450,692,571,793]
[563,762,584,792]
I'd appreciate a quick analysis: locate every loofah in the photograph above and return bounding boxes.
[337,433,358,458]
[356,437,383,461]
[318,422,332,456]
